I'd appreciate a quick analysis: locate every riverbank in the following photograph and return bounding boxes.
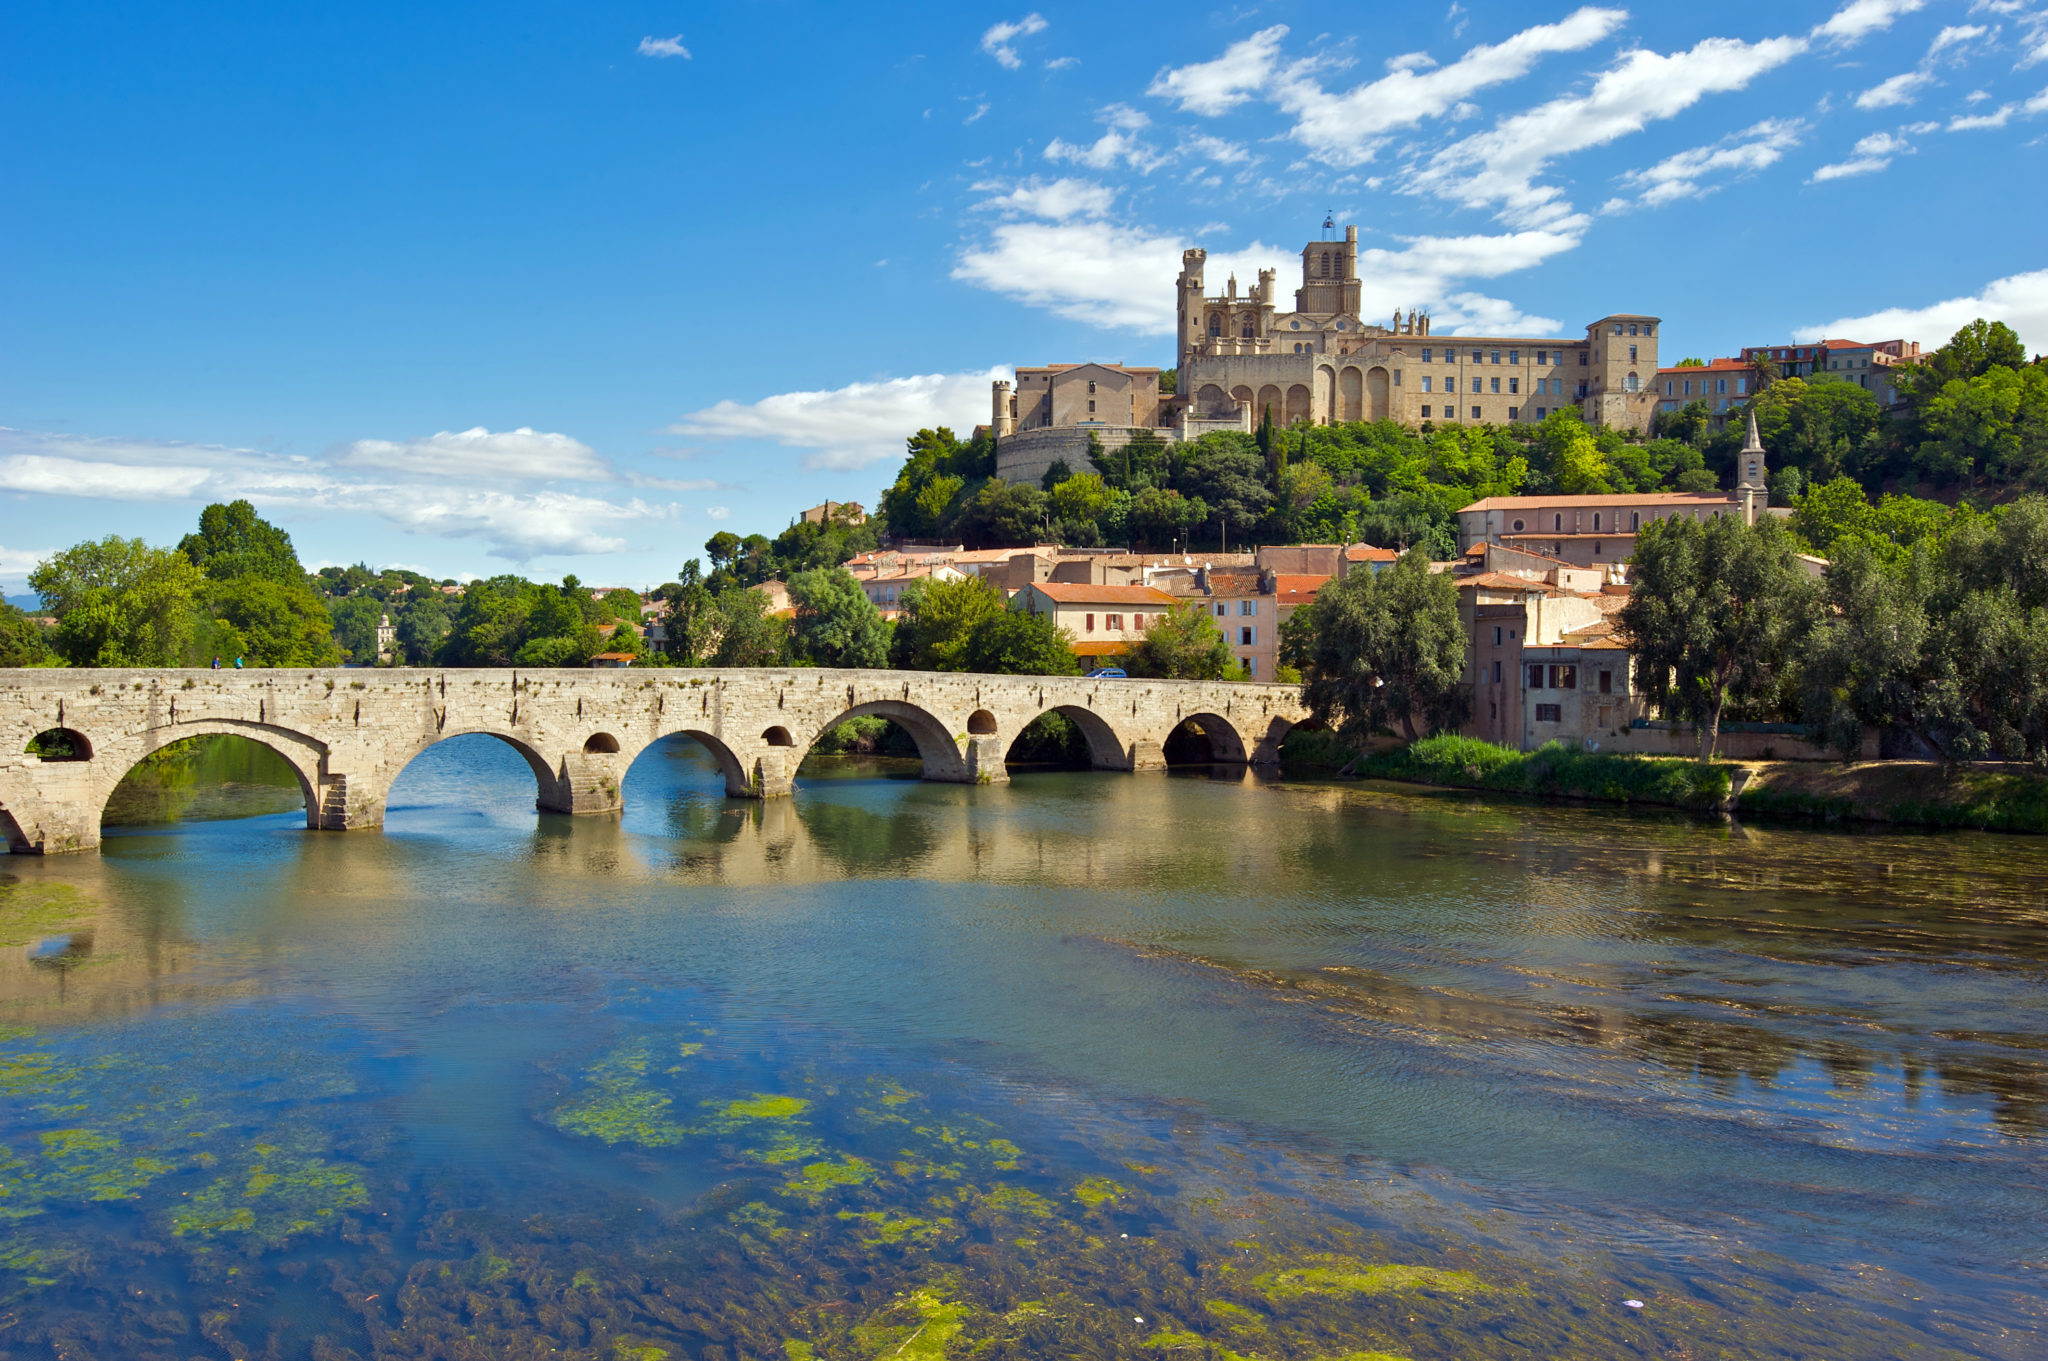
[1279,732,2048,833]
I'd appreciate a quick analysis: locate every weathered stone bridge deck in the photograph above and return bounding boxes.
[0,668,1309,853]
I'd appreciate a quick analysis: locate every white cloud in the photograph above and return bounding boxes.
[974,176,1117,221]
[1856,69,1935,108]
[0,427,670,560]
[964,101,991,125]
[667,369,1012,470]
[637,35,691,59]
[1045,56,1079,71]
[1044,103,1164,172]
[1182,133,1253,165]
[953,213,1563,336]
[1930,24,1989,53]
[1810,130,1912,180]
[1814,0,1926,47]
[1275,7,1630,167]
[1147,25,1290,116]
[980,13,1047,70]
[705,506,731,521]
[1793,267,2048,351]
[1410,33,1808,228]
[1607,118,1804,209]
[336,427,611,481]
[1946,88,2048,127]
[1385,51,1439,74]
[0,546,52,582]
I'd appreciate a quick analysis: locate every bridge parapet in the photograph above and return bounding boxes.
[0,668,1310,853]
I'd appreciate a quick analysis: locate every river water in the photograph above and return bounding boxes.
[2,735,2044,1359]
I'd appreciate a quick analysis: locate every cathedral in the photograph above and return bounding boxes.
[1175,223,1661,436]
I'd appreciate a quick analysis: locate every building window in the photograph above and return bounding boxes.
[1508,406,1519,420]
[1088,381,1096,394]
[1664,379,1673,396]
[1421,405,1431,418]
[1509,377,1520,394]
[1628,344,1638,362]
[1239,626,1254,645]
[1624,373,1638,392]
[1579,351,1589,366]
[1549,665,1577,689]
[1554,513,1563,531]
[1240,600,1256,615]
[1508,349,1519,364]
[1472,377,1483,393]
[1085,613,1095,632]
[1491,350,1501,364]
[1421,376,1432,392]
[1106,614,1123,631]
[1214,603,1226,617]
[1245,658,1257,678]
[1493,626,1503,645]
[1208,314,1221,337]
[1593,513,1601,530]
[1536,703,1561,722]
[1735,377,1747,394]
[1421,347,1432,361]
[1491,660,1502,683]
[1529,664,1546,690]
[1088,400,1096,413]
[1576,382,1589,398]
[1491,377,1501,394]
[1631,510,1640,529]
[1512,519,1525,531]
[1599,670,1613,694]
[1241,319,1254,338]
[1535,406,1547,418]
[1612,324,1623,336]
[1471,405,1482,420]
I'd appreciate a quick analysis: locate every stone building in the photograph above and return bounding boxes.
[990,363,1167,486]
[1174,223,1661,434]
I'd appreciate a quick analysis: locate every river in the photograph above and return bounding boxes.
[2,734,2043,1359]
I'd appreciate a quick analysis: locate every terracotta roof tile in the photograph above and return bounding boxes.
[1024,582,1179,606]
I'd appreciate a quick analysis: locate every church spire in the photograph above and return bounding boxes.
[1736,407,1768,526]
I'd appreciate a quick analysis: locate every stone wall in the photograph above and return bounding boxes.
[0,668,1309,854]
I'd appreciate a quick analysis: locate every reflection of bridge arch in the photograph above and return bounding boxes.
[0,668,1308,853]
[1164,711,1250,764]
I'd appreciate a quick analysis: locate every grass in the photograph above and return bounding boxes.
[1738,761,2048,834]
[1358,736,1731,812]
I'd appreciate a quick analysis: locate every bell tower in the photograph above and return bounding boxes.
[1295,223,1361,318]
[1736,408,1769,525]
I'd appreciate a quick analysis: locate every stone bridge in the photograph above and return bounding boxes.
[0,668,1310,854]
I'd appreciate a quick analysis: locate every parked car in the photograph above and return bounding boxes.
[1085,667,1127,679]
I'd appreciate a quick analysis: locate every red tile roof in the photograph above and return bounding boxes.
[1270,574,1331,598]
[1024,582,1179,606]
[1465,492,1733,511]
[1459,572,1560,593]
[1345,544,1399,562]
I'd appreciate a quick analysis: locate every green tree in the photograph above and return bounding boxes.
[1897,318,2029,409]
[1174,442,1274,546]
[1126,487,1207,549]
[395,593,451,664]
[786,568,889,668]
[30,537,206,667]
[1618,515,1820,759]
[652,562,717,665]
[1123,603,1237,680]
[0,603,52,666]
[1799,540,1929,759]
[949,480,1048,549]
[706,586,790,667]
[1917,362,2048,488]
[1049,472,1114,526]
[891,575,1005,671]
[961,609,1079,676]
[178,499,304,584]
[1293,552,1469,740]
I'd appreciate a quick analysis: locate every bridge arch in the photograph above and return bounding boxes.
[1005,704,1127,771]
[383,728,561,816]
[1162,711,1251,765]
[91,719,328,829]
[629,726,751,797]
[800,700,968,784]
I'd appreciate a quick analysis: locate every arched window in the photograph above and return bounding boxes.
[1208,313,1222,337]
[1320,251,1331,278]
[1624,372,1639,393]
[1593,513,1601,531]
[1240,317,1255,338]
[1554,513,1563,532]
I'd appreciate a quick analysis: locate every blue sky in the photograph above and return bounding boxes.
[4,0,2045,590]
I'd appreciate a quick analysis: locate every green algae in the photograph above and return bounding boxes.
[783,1344,816,1361]
[838,1209,952,1245]
[550,1041,689,1148]
[613,1343,669,1361]
[1205,1298,1268,1331]
[721,1093,809,1121]
[782,1156,869,1204]
[1072,1175,1127,1208]
[982,1184,1055,1218]
[1255,1257,1486,1300]
[0,882,93,948]
[852,1287,968,1359]
[730,1200,791,1240]
[170,1153,368,1245]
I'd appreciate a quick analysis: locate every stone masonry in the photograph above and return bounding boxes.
[0,668,1310,854]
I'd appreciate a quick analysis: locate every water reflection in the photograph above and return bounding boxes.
[0,739,2043,1357]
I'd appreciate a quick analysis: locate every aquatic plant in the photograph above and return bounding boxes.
[1254,1257,1486,1300]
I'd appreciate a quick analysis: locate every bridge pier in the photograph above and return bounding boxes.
[963,734,1008,786]
[1123,738,1168,773]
